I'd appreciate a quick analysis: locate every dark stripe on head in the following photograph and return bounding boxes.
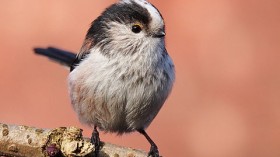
[86,1,152,46]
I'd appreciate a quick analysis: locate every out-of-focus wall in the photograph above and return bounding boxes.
[0,0,280,156]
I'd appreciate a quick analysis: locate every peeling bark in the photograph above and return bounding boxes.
[0,123,148,157]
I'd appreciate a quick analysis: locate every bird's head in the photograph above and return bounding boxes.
[82,0,166,56]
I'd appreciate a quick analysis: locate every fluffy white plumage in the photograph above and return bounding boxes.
[69,35,174,133]
[68,0,175,134]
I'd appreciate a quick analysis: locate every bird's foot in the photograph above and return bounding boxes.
[148,144,160,157]
[90,127,100,157]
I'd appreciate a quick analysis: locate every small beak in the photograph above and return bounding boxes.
[153,30,166,38]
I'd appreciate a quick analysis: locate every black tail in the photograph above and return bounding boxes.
[34,47,76,67]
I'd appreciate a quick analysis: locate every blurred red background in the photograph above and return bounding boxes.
[1,0,280,157]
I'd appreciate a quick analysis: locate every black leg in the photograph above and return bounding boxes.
[138,129,160,157]
[91,126,100,157]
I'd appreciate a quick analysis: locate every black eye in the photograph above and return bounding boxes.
[132,24,142,33]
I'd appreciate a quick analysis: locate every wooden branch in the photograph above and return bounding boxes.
[0,123,148,157]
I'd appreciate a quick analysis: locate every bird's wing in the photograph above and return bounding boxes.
[70,38,94,71]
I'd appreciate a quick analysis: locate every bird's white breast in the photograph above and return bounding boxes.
[69,40,174,132]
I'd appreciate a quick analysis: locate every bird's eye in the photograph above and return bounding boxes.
[131,24,142,33]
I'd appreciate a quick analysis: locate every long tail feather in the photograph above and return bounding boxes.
[34,47,76,67]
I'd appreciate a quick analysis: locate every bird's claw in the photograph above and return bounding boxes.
[148,145,160,157]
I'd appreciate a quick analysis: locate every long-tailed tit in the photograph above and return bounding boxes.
[34,0,175,156]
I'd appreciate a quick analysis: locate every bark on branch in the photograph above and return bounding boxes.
[0,123,148,157]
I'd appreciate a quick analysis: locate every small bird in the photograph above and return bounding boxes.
[34,0,175,156]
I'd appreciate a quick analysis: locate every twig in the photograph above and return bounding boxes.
[0,123,148,157]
